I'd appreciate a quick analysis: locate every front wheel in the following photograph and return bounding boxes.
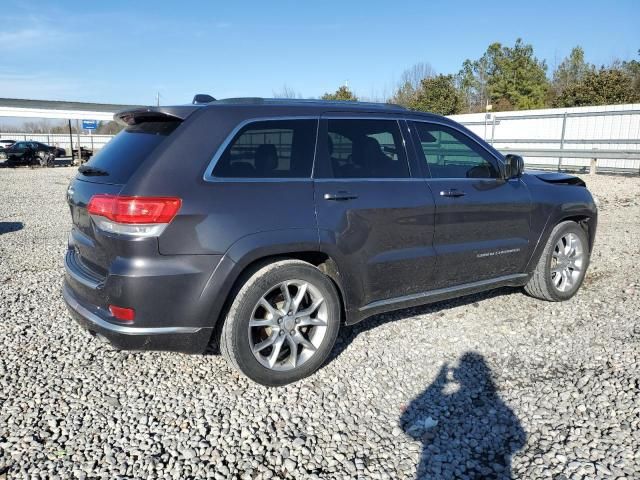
[525,221,590,301]
[220,260,341,386]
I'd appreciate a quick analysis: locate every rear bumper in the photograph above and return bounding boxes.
[63,283,213,353]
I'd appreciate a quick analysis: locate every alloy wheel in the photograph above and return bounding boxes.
[550,232,585,292]
[248,280,328,371]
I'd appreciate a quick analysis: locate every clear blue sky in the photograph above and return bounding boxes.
[1,0,638,105]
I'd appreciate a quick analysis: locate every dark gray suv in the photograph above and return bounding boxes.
[63,98,597,385]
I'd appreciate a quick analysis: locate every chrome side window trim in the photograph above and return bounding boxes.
[313,178,421,183]
[202,116,320,182]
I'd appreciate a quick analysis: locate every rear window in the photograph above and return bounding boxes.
[80,120,180,184]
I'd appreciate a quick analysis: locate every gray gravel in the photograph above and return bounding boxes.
[1,167,639,479]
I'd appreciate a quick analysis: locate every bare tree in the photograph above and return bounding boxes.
[399,62,436,91]
[272,84,303,99]
[389,62,436,107]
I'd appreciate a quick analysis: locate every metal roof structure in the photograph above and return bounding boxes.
[0,98,142,121]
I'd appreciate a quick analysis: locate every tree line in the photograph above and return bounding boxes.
[0,120,123,135]
[318,40,640,115]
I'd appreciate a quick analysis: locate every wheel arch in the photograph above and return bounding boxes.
[525,209,597,274]
[201,229,351,350]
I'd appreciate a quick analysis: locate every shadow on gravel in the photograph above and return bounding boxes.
[401,352,525,479]
[0,221,24,235]
[328,286,520,363]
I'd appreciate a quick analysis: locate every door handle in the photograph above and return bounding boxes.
[324,191,358,201]
[439,189,466,198]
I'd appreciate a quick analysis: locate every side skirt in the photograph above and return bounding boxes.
[346,273,529,325]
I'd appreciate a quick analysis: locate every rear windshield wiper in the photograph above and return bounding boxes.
[78,165,109,176]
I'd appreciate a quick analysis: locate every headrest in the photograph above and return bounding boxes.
[254,144,278,172]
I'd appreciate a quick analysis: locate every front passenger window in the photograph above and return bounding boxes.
[412,122,499,179]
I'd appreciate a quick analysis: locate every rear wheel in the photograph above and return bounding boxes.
[525,221,590,301]
[220,260,341,386]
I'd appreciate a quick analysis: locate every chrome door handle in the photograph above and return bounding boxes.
[439,189,466,198]
[324,191,358,201]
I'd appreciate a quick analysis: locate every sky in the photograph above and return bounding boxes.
[0,0,638,106]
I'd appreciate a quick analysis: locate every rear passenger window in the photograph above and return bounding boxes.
[323,119,409,178]
[213,120,317,178]
[412,122,499,179]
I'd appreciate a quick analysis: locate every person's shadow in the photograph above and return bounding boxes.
[401,352,525,479]
[0,222,24,235]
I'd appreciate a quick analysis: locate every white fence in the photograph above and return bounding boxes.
[0,132,113,155]
[450,103,640,173]
[2,103,640,173]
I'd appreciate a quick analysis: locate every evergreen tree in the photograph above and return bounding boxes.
[321,85,358,101]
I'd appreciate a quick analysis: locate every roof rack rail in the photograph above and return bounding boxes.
[210,97,407,110]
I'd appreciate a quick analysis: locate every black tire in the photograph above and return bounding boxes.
[220,259,341,386]
[524,221,590,301]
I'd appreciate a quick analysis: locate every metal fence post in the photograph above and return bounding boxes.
[491,116,497,145]
[75,120,82,164]
[68,120,74,163]
[558,112,567,172]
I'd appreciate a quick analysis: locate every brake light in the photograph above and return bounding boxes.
[109,305,135,322]
[88,195,181,224]
[87,195,181,237]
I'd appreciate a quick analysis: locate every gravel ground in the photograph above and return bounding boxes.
[0,167,638,480]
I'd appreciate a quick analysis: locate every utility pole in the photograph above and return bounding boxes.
[68,120,74,163]
[75,119,82,165]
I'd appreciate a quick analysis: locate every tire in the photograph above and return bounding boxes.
[37,152,48,167]
[220,259,341,386]
[525,221,590,301]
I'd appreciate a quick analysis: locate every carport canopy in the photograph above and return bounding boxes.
[0,97,141,121]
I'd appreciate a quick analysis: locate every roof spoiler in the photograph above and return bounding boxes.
[114,106,200,126]
[193,94,216,104]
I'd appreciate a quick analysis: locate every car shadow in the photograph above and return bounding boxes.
[0,221,24,235]
[401,351,526,479]
[205,286,521,359]
[327,286,520,364]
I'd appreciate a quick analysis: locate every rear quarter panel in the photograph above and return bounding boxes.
[120,107,318,256]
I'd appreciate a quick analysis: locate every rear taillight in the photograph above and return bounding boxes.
[87,194,181,237]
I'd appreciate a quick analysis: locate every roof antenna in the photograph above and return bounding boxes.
[193,94,216,105]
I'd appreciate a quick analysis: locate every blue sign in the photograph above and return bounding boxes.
[82,120,98,130]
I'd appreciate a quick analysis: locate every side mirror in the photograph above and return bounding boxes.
[504,154,524,179]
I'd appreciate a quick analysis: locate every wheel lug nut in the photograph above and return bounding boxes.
[295,318,300,324]
[279,331,284,336]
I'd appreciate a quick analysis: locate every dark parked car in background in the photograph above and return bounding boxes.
[0,139,16,151]
[52,145,66,157]
[0,141,55,167]
[72,146,93,164]
[63,97,597,385]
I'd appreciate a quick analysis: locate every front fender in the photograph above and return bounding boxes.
[524,194,598,273]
